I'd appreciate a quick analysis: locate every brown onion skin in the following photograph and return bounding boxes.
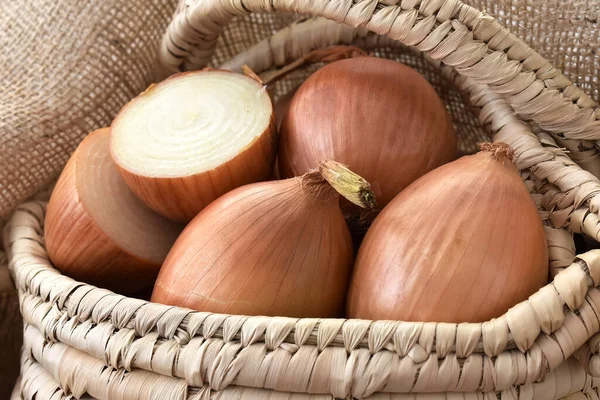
[45,129,176,294]
[275,89,296,130]
[111,70,277,223]
[279,57,456,208]
[347,144,549,323]
[152,176,354,318]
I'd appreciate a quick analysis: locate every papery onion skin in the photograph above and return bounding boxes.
[110,70,277,223]
[275,89,296,130]
[271,90,297,180]
[45,128,182,294]
[151,162,372,317]
[279,57,456,208]
[347,143,549,323]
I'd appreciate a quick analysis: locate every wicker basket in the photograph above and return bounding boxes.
[7,0,600,399]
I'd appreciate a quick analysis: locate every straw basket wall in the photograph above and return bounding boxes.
[4,0,600,399]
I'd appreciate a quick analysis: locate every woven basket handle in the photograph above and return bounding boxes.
[215,16,597,268]
[160,0,600,147]
[161,5,600,245]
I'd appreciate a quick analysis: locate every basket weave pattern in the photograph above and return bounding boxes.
[6,199,600,398]
[5,0,600,399]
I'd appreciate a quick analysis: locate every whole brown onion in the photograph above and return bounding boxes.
[279,56,456,209]
[347,143,549,323]
[152,160,375,318]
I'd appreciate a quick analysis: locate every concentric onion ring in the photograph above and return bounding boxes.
[110,70,276,222]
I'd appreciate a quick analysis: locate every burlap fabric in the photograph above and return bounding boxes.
[0,0,182,397]
[2,0,600,399]
[2,0,599,222]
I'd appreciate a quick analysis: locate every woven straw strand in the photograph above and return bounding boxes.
[16,323,600,400]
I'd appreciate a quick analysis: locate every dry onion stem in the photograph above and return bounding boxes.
[110,69,277,222]
[347,142,548,323]
[45,128,183,293]
[259,45,368,85]
[152,160,374,318]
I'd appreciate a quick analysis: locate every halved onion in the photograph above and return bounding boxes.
[45,128,183,293]
[110,70,277,222]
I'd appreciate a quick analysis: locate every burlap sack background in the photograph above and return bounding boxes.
[1,0,598,398]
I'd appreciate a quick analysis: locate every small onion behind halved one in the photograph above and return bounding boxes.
[275,89,296,130]
[110,70,277,222]
[347,143,549,323]
[45,128,183,293]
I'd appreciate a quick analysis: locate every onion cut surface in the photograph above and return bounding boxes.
[347,143,549,323]
[45,128,183,293]
[110,70,276,222]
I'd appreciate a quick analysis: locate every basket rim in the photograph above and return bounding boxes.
[160,0,600,145]
[6,199,600,395]
[14,323,600,400]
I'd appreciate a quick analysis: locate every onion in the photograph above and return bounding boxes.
[110,69,277,222]
[279,57,456,209]
[275,89,296,130]
[45,128,183,293]
[347,143,548,323]
[151,160,375,317]
[271,90,299,179]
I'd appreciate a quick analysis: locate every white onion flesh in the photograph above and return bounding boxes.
[110,71,273,178]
